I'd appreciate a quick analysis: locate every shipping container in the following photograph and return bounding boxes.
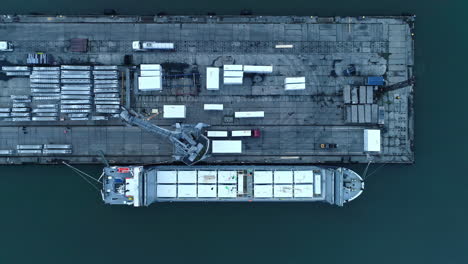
[284,77,305,84]
[207,131,228,138]
[203,104,223,111]
[243,65,273,73]
[234,111,264,118]
[231,130,252,137]
[223,65,243,71]
[223,77,243,85]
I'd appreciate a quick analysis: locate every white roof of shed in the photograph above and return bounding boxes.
[138,76,162,90]
[163,105,186,118]
[212,140,242,153]
[364,129,381,152]
[206,67,219,90]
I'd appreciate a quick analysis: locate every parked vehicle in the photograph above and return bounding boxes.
[132,41,174,51]
[0,41,13,51]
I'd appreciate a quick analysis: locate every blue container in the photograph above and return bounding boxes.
[367,76,385,86]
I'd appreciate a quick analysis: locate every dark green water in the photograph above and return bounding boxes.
[1,0,467,263]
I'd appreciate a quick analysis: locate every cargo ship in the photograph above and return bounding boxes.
[102,165,364,206]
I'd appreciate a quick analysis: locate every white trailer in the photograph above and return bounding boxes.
[132,41,174,51]
[243,65,273,73]
[231,130,252,137]
[203,104,224,111]
[207,131,228,138]
[235,111,264,118]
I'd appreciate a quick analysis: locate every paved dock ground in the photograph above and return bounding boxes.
[0,15,415,164]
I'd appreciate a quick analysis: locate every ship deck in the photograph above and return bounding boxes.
[0,15,415,164]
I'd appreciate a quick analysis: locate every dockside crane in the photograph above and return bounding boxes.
[120,109,210,165]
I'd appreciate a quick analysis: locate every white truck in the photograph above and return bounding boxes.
[132,41,174,51]
[0,41,13,51]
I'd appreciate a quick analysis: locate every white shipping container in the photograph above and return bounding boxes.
[207,131,228,138]
[140,64,162,71]
[284,77,306,84]
[275,44,294,48]
[285,83,306,90]
[223,77,243,85]
[163,105,186,118]
[243,65,273,73]
[223,71,244,77]
[206,67,220,90]
[203,104,223,111]
[223,65,243,71]
[231,130,252,137]
[140,70,161,77]
[212,140,242,153]
[234,111,264,118]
